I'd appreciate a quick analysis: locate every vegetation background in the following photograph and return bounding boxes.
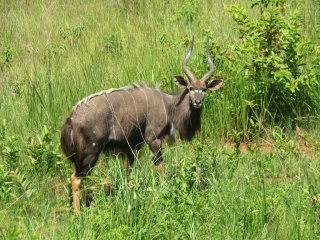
[0,0,319,239]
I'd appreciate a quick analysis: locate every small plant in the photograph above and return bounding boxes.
[169,141,218,195]
[26,126,64,174]
[0,120,33,203]
[230,129,244,154]
[173,0,198,23]
[228,0,320,129]
[0,167,33,203]
[58,22,85,40]
[0,120,19,169]
[103,34,123,55]
[43,43,67,66]
[0,42,12,71]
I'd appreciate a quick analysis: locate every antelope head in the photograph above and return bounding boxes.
[175,36,223,109]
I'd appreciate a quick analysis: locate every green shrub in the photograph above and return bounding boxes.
[228,0,320,130]
[26,126,64,175]
[0,120,19,169]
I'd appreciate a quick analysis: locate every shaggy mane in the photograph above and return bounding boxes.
[72,83,147,113]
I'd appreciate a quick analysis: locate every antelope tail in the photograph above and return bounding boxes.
[60,117,76,162]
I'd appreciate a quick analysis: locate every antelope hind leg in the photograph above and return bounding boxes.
[71,172,82,212]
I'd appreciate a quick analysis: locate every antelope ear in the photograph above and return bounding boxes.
[207,79,223,91]
[174,76,188,88]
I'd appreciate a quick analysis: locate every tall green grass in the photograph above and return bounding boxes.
[1,137,320,239]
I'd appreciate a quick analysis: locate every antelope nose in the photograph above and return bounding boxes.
[195,99,201,104]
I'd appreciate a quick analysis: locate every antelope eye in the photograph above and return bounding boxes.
[188,87,193,91]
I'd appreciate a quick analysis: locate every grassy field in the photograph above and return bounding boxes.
[1,0,320,239]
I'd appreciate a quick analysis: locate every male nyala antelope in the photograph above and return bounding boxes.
[61,37,223,212]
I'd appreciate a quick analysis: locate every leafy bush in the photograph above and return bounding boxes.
[0,120,19,169]
[0,121,34,204]
[228,0,320,129]
[26,126,64,174]
[0,167,33,203]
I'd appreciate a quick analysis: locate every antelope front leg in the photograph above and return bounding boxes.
[149,139,165,174]
[126,149,135,176]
